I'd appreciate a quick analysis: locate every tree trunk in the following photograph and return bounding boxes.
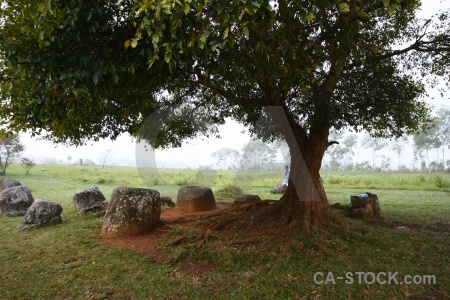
[236,107,329,234]
[237,136,329,234]
[275,142,329,232]
[436,148,440,171]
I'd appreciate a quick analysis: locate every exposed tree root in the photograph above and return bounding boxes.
[160,200,333,250]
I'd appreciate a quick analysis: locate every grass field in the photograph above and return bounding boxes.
[0,164,449,299]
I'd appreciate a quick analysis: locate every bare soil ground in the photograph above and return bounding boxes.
[100,203,235,275]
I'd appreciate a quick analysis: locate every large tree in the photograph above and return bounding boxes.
[1,0,449,232]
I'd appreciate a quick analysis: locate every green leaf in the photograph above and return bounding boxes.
[251,1,261,8]
[242,26,249,38]
[199,33,207,43]
[244,7,254,15]
[238,9,245,20]
[387,3,399,16]
[255,41,261,52]
[223,28,229,39]
[130,38,138,48]
[92,73,99,85]
[164,51,171,63]
[338,3,350,13]
[148,55,158,68]
[358,11,371,21]
[38,3,46,15]
[152,33,159,43]
[183,3,190,15]
[382,0,390,7]
[46,0,52,11]
[212,3,223,14]
[196,4,204,14]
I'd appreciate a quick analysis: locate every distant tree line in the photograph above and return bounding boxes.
[324,107,450,172]
[212,107,450,172]
[211,138,289,170]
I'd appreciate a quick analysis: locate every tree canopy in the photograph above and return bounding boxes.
[1,0,449,230]
[0,0,224,145]
[1,0,448,145]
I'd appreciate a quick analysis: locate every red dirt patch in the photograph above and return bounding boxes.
[101,226,171,264]
[99,202,233,274]
[161,202,232,222]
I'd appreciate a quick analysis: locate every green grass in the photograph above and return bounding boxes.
[322,171,450,191]
[325,189,450,226]
[1,164,449,299]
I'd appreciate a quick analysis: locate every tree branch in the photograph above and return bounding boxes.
[346,38,450,70]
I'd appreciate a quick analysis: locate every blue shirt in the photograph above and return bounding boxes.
[284,169,290,184]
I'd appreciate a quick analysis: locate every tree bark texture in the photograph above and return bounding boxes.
[236,107,329,234]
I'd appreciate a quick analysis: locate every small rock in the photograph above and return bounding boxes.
[160,196,175,207]
[234,194,261,205]
[0,185,34,216]
[15,198,63,231]
[73,186,106,215]
[0,178,22,192]
[80,200,109,216]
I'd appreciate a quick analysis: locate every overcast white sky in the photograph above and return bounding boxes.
[21,118,252,168]
[20,2,450,168]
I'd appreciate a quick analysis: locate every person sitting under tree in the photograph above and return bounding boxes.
[283,165,290,187]
[271,165,290,194]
